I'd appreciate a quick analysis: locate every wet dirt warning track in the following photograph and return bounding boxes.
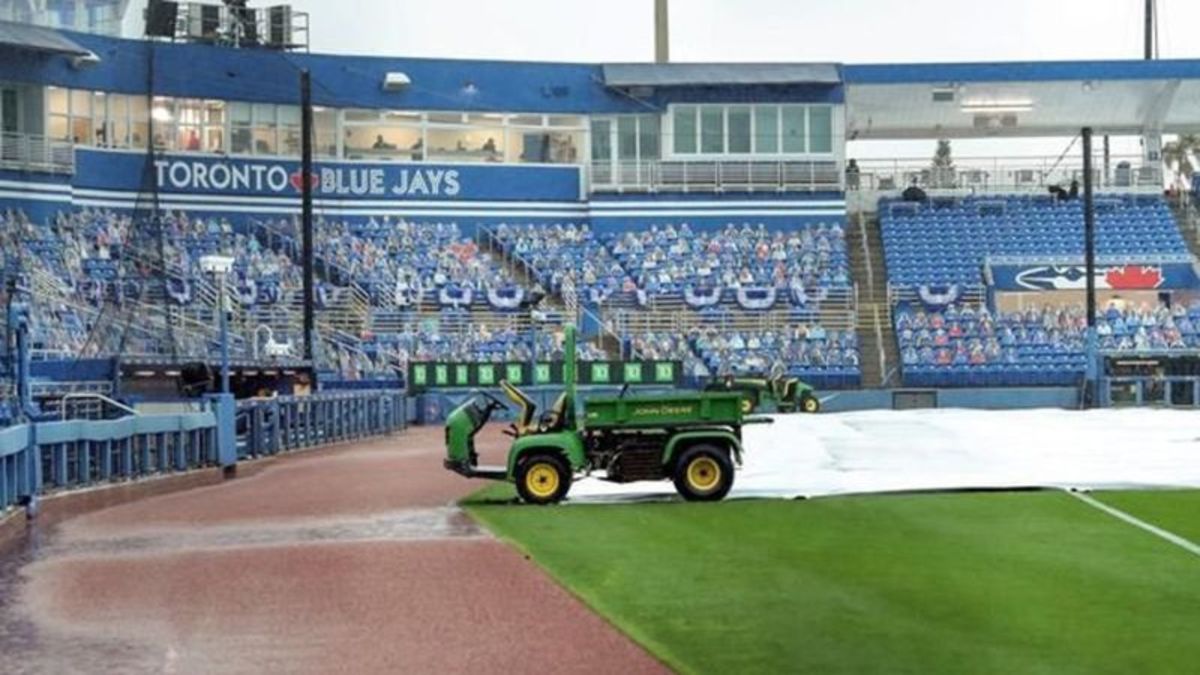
[0,426,667,674]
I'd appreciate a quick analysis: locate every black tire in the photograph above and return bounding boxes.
[801,394,821,413]
[672,444,734,502]
[515,452,572,505]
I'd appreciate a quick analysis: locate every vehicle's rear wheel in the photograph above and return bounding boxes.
[801,394,821,413]
[672,444,734,502]
[515,452,571,505]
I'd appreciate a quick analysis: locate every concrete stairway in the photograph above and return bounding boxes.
[1170,201,1200,260]
[847,212,899,388]
[477,231,622,359]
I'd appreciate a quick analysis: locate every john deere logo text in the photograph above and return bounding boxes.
[632,405,694,417]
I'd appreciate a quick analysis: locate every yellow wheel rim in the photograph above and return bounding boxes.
[741,398,753,413]
[686,457,721,492]
[804,398,819,413]
[526,462,560,499]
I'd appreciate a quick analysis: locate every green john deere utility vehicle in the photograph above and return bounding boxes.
[704,374,821,414]
[443,326,766,504]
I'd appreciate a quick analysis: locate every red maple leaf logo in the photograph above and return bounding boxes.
[1104,265,1163,290]
[289,171,319,192]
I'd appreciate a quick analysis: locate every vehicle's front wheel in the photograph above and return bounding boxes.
[672,444,734,502]
[515,452,572,505]
[801,394,821,413]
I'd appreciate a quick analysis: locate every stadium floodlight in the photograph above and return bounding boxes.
[960,100,1034,114]
[383,72,412,91]
[70,51,101,69]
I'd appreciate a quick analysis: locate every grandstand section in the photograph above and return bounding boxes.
[878,192,1200,387]
[1,14,1200,421]
[880,194,1189,286]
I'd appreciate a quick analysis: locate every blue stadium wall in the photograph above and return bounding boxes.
[0,150,846,231]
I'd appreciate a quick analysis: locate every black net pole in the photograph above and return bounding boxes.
[1082,127,1098,407]
[300,69,315,362]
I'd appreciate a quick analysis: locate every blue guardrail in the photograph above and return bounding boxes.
[1,390,406,516]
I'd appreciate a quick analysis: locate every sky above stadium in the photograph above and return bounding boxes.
[284,0,1194,64]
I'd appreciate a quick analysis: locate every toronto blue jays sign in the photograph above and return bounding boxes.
[73,150,582,201]
[153,161,463,197]
[989,263,1200,291]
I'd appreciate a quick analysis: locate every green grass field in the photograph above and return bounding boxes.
[467,488,1200,675]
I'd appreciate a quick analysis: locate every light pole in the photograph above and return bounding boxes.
[201,255,235,394]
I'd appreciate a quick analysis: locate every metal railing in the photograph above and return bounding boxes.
[592,159,842,193]
[156,2,310,51]
[609,304,858,339]
[887,283,987,309]
[0,132,75,174]
[850,154,1163,195]
[1,408,219,512]
[236,390,406,459]
[58,393,138,421]
[984,253,1194,267]
[1,390,408,514]
[871,304,887,386]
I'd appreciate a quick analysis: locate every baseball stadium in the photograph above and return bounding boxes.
[2,0,1200,672]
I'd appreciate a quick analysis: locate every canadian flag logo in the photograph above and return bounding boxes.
[1104,265,1164,290]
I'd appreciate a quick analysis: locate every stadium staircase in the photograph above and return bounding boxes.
[479,231,621,360]
[1169,199,1200,260]
[849,213,897,387]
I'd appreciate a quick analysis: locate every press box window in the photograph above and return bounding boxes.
[700,106,724,154]
[230,102,252,154]
[754,106,778,153]
[727,106,751,154]
[673,106,697,154]
[781,106,806,154]
[314,108,338,158]
[809,106,833,154]
[253,103,278,155]
[46,86,69,142]
[278,105,301,156]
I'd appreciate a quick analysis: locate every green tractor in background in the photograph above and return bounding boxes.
[442,326,766,504]
[705,374,821,414]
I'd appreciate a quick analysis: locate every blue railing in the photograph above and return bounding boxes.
[236,390,406,459]
[2,390,406,516]
[0,410,217,513]
[1,424,35,512]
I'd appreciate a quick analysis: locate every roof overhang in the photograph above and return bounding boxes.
[0,19,94,58]
[602,62,841,88]
[846,78,1200,139]
[844,60,1200,139]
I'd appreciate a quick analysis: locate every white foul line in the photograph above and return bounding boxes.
[1068,490,1200,558]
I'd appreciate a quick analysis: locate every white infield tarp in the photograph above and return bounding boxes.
[567,408,1200,503]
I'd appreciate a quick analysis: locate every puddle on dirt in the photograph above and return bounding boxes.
[50,507,486,557]
[0,507,485,673]
[0,526,161,675]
